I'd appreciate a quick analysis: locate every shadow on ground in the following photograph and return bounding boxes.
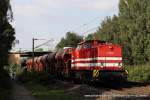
[89,80,150,89]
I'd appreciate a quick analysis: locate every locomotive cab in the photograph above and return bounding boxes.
[71,40,106,70]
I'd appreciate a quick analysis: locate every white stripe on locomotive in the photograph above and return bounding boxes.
[71,57,122,62]
[71,63,122,67]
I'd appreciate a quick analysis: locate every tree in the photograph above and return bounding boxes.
[0,0,15,97]
[86,0,150,65]
[0,0,15,68]
[56,32,83,49]
[119,0,150,64]
[85,34,94,40]
[94,16,121,43]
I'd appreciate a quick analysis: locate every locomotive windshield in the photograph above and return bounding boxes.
[76,42,92,50]
[83,43,92,49]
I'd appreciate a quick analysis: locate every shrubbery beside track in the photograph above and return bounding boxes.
[125,64,150,83]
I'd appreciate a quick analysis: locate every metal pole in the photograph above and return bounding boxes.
[32,38,35,71]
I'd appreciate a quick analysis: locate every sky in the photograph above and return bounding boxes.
[11,0,119,51]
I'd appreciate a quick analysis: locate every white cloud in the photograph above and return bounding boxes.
[81,0,119,11]
[11,0,119,50]
[13,0,119,14]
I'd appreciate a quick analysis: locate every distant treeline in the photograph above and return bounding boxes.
[91,0,150,65]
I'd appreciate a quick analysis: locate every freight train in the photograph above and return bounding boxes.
[22,39,128,82]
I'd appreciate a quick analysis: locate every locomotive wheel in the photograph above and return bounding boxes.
[72,71,92,84]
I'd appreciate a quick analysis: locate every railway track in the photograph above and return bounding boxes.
[57,80,150,100]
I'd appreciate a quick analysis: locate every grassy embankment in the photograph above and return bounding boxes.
[17,72,78,100]
[24,82,77,100]
[17,64,150,100]
[125,64,150,82]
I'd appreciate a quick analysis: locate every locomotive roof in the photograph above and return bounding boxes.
[78,40,106,45]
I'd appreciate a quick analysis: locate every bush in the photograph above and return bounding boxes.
[17,71,34,83]
[17,71,56,85]
[125,64,150,82]
[33,72,55,85]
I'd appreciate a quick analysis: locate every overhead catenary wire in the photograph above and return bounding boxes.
[21,39,53,52]
[73,16,103,36]
[34,39,53,49]
[72,17,101,30]
[22,16,103,52]
[82,26,99,34]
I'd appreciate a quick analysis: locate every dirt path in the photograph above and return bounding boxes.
[13,83,36,100]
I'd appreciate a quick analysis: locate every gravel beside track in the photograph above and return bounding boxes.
[58,80,150,100]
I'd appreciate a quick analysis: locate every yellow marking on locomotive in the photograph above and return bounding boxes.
[93,70,99,78]
[125,70,128,74]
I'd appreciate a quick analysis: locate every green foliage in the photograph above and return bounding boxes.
[95,16,121,43]
[0,0,13,21]
[17,71,34,83]
[25,82,77,100]
[125,64,150,82]
[0,0,15,67]
[85,34,94,40]
[0,1,14,99]
[56,32,83,49]
[118,0,150,64]
[18,71,78,100]
[86,0,150,65]
[33,72,55,85]
[17,71,55,85]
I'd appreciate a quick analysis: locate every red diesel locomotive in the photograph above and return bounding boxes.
[24,40,128,82]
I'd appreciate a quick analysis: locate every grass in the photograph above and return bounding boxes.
[125,64,150,82]
[24,81,77,100]
[17,71,78,100]
[17,71,82,100]
[17,65,150,100]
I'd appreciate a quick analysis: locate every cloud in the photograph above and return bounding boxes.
[13,0,119,14]
[11,0,119,50]
[80,0,119,11]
